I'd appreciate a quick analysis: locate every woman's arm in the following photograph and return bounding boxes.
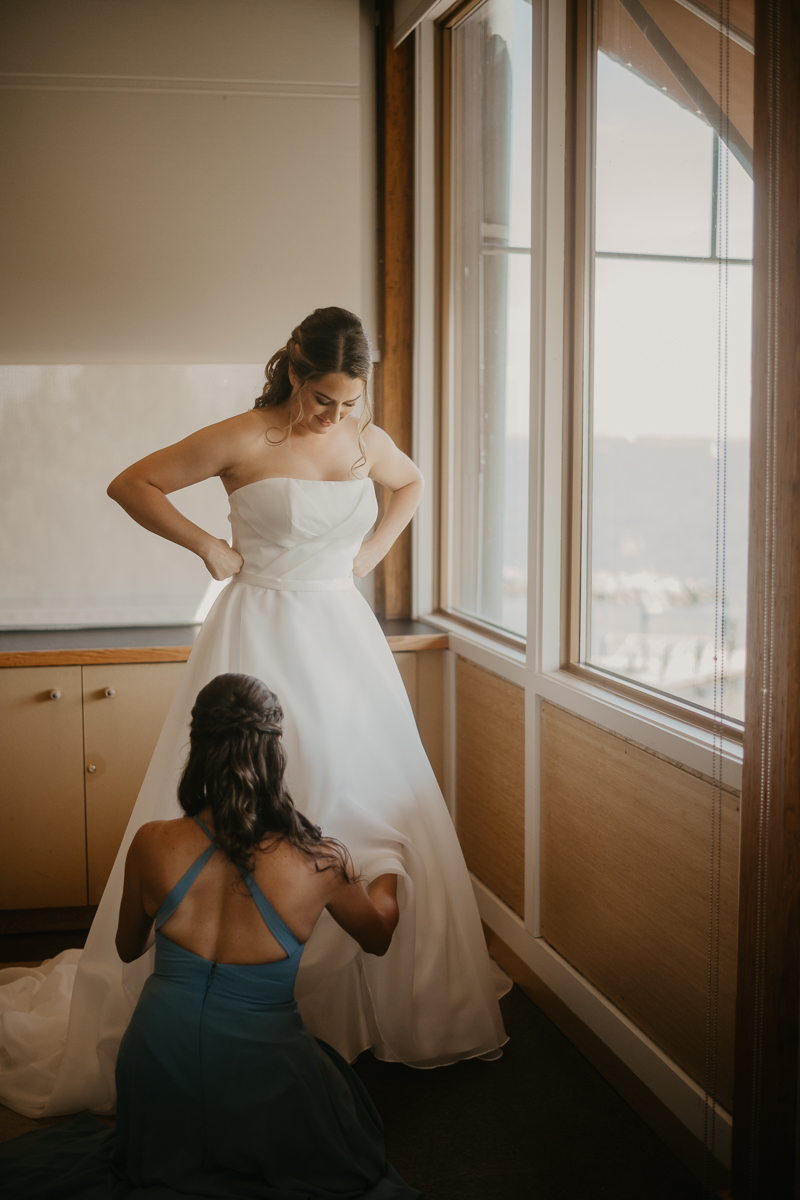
[353,426,424,578]
[107,417,249,580]
[115,826,160,963]
[326,872,400,956]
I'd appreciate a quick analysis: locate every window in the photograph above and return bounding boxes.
[441,0,532,642]
[575,0,754,723]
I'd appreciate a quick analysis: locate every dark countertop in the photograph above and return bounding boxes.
[0,625,203,651]
[0,619,447,664]
[0,618,441,652]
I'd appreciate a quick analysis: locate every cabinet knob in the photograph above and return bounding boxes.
[87,764,97,773]
[104,688,116,698]
[50,689,61,700]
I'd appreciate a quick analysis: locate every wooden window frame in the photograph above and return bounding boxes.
[561,0,745,745]
[434,0,529,656]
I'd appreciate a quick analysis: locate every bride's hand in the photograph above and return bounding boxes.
[202,538,244,581]
[352,537,385,578]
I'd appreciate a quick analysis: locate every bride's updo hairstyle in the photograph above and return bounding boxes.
[178,673,349,880]
[254,306,373,471]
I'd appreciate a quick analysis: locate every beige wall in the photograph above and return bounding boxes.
[0,0,377,626]
[0,0,373,361]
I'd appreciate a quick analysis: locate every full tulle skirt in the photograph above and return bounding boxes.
[0,580,506,1118]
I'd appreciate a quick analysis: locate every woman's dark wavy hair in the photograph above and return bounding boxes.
[178,674,350,880]
[254,306,372,473]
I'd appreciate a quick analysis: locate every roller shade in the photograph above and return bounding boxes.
[599,0,754,175]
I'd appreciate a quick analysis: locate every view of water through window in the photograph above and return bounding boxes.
[587,38,753,720]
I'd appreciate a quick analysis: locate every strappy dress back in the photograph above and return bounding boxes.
[0,815,420,1198]
[109,817,419,1197]
[154,816,303,984]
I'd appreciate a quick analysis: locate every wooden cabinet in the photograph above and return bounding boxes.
[0,638,445,912]
[394,650,445,789]
[0,661,185,909]
[0,666,87,909]
[83,663,186,904]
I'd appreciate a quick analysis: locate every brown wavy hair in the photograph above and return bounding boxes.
[178,673,350,880]
[254,307,373,473]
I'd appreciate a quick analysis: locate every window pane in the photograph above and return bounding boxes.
[449,0,531,638]
[585,0,754,720]
[596,53,714,257]
[590,260,752,718]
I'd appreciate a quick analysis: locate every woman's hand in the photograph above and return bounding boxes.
[202,538,244,581]
[352,536,386,578]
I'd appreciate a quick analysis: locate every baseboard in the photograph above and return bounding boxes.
[0,907,97,935]
[483,923,731,1195]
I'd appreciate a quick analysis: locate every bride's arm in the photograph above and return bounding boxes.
[353,426,424,578]
[107,417,249,580]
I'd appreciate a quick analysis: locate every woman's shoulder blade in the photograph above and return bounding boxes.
[131,817,198,856]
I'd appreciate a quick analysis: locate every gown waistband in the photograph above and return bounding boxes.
[234,571,354,592]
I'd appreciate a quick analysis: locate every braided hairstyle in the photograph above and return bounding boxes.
[178,673,350,880]
[254,307,373,472]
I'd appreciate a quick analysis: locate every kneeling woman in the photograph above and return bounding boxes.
[1,674,421,1200]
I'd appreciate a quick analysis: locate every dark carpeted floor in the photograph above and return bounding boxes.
[0,946,703,1199]
[354,985,701,1199]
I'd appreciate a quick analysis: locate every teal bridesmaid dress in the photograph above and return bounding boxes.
[0,819,422,1200]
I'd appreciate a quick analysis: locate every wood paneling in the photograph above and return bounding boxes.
[415,648,445,790]
[83,662,184,903]
[375,0,414,620]
[733,3,800,1192]
[455,656,525,915]
[540,701,739,1110]
[0,666,87,908]
[392,651,418,716]
[393,649,445,791]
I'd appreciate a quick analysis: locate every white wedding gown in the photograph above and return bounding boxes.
[0,477,507,1118]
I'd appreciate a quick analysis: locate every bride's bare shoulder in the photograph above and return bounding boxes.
[197,408,271,448]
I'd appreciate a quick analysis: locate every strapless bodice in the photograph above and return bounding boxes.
[228,477,377,592]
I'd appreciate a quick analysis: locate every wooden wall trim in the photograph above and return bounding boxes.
[0,647,193,668]
[375,0,415,620]
[733,2,800,1194]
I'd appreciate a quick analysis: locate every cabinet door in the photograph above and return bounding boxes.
[0,666,87,908]
[83,662,185,904]
[392,651,445,791]
[392,652,418,717]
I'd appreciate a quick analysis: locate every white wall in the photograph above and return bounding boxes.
[0,0,377,627]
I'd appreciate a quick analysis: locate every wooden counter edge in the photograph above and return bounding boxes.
[0,633,448,668]
[0,647,194,667]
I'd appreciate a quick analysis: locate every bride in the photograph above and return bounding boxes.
[0,306,507,1119]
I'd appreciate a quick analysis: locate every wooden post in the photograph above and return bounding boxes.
[375,0,414,619]
[732,2,800,1195]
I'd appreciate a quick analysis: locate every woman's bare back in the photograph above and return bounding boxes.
[139,815,343,965]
